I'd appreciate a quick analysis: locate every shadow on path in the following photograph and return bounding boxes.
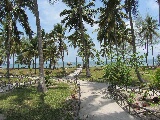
[78,80,137,120]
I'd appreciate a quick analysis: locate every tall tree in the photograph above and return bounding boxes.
[60,0,96,77]
[0,0,33,78]
[124,0,144,82]
[52,23,67,71]
[97,0,127,63]
[33,0,47,92]
[137,15,159,64]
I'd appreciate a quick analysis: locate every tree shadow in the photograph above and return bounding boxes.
[79,80,137,120]
[0,86,76,120]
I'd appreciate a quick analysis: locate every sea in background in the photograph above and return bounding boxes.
[0,59,158,69]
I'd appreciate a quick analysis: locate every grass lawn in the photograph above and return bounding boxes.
[78,66,157,84]
[0,67,76,83]
[0,81,75,120]
[78,66,105,82]
[0,67,76,76]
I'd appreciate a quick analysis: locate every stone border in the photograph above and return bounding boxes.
[107,85,160,120]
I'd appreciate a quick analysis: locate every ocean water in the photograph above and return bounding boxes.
[0,59,158,69]
[1,61,99,69]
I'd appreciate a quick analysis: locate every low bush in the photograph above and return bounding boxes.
[103,57,132,87]
[154,67,160,88]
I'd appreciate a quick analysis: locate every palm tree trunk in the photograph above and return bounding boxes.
[49,58,51,69]
[122,38,125,61]
[146,38,149,65]
[76,57,77,68]
[34,0,47,92]
[106,57,107,64]
[6,18,12,79]
[13,53,14,69]
[109,41,112,64]
[129,10,144,83]
[34,55,36,74]
[79,0,90,77]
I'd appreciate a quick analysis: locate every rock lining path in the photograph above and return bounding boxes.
[64,67,137,120]
[0,68,137,120]
[78,80,137,120]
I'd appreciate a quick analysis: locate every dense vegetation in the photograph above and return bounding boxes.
[0,0,160,119]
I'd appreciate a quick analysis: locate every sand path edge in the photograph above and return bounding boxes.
[78,80,137,120]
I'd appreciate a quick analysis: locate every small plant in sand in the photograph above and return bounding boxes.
[142,90,149,100]
[154,67,160,89]
[19,70,24,77]
[45,75,52,87]
[127,91,136,104]
[29,68,33,76]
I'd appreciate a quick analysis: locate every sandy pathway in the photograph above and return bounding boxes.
[78,80,137,120]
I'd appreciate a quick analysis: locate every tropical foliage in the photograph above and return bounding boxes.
[0,0,160,88]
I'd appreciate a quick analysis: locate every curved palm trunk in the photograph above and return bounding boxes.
[129,10,144,83]
[34,0,47,92]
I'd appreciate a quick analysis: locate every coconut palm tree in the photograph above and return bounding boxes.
[32,0,47,92]
[124,0,144,83]
[138,15,159,64]
[0,0,33,78]
[97,0,128,63]
[52,23,67,70]
[60,0,96,77]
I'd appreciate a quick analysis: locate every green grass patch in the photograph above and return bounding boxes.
[79,66,105,82]
[0,82,74,120]
[79,66,157,84]
[0,67,76,76]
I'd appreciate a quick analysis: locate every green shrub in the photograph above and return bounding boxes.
[157,54,160,66]
[45,70,52,75]
[45,75,52,87]
[127,91,135,104]
[154,67,160,88]
[103,57,132,87]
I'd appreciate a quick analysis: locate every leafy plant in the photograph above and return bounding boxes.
[29,68,32,76]
[127,98,134,104]
[156,54,160,66]
[19,70,24,76]
[45,70,52,76]
[103,57,132,87]
[127,53,144,68]
[143,90,149,100]
[128,91,135,104]
[45,75,52,87]
[154,67,160,88]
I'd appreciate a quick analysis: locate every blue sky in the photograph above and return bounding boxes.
[17,0,160,63]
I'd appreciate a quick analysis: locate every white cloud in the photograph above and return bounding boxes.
[38,0,67,32]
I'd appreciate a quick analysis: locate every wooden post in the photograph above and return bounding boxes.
[129,104,131,114]
[145,110,148,119]
[121,96,122,106]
